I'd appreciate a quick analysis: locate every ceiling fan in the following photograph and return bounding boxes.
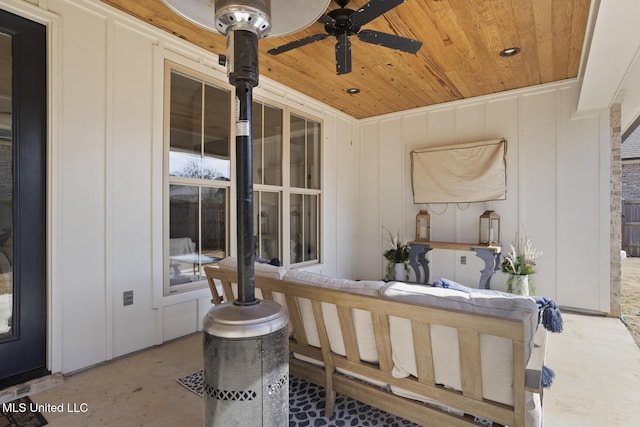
[267,0,423,75]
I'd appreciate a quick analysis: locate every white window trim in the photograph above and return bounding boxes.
[152,48,234,307]
[163,61,234,297]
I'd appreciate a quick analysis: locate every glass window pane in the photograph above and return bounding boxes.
[254,191,280,261]
[290,114,305,188]
[169,72,202,178]
[307,120,321,190]
[303,194,318,261]
[203,84,230,180]
[289,193,302,264]
[169,185,226,287]
[0,32,12,339]
[263,105,282,186]
[169,185,199,286]
[253,102,283,186]
[252,101,263,184]
[201,186,226,273]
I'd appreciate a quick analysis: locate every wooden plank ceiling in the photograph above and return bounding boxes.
[100,0,591,119]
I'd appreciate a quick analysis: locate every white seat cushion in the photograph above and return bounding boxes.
[380,282,538,407]
[284,270,386,364]
[218,256,288,280]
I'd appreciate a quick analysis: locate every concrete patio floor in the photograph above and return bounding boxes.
[543,312,640,426]
[3,312,639,426]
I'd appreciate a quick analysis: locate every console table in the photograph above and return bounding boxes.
[407,240,502,289]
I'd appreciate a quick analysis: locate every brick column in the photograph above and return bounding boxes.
[610,103,622,317]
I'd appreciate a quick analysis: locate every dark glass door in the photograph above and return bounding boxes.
[0,9,47,388]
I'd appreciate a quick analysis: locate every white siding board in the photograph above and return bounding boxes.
[110,23,157,357]
[335,117,357,279]
[455,103,486,143]
[402,113,428,240]
[162,302,198,342]
[520,90,558,298]
[557,87,604,310]
[58,2,109,373]
[379,118,404,239]
[359,122,381,279]
[322,114,338,277]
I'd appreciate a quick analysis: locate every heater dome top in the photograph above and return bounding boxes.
[161,0,331,38]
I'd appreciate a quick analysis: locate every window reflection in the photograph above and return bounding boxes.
[0,32,12,338]
[169,185,226,286]
[254,191,280,261]
[290,194,318,263]
[169,71,230,181]
[167,68,231,294]
[290,114,321,190]
[253,102,283,186]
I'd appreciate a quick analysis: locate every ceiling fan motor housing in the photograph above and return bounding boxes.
[214,0,272,38]
[326,8,361,36]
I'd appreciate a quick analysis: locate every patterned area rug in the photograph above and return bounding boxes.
[178,370,419,426]
[0,396,48,427]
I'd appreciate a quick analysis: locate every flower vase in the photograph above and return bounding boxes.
[394,263,407,281]
[512,274,529,296]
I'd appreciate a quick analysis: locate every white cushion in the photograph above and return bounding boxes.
[284,270,385,363]
[217,257,291,337]
[283,270,383,295]
[379,282,538,407]
[292,353,387,388]
[218,256,288,280]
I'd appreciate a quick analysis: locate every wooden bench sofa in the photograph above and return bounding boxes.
[205,258,547,427]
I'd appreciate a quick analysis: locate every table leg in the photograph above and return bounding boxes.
[409,244,432,285]
[472,248,502,289]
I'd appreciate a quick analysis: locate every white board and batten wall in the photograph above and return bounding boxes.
[1,0,612,376]
[357,83,610,314]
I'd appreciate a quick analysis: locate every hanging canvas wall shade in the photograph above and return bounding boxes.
[411,139,507,204]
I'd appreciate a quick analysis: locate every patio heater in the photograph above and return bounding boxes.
[160,1,329,425]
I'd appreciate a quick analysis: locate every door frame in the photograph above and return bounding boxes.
[0,0,61,378]
[0,6,48,388]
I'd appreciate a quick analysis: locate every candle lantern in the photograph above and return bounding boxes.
[479,210,500,245]
[415,210,431,241]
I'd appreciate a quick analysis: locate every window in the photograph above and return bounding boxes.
[165,65,322,295]
[166,67,230,294]
[252,106,322,265]
[253,101,283,261]
[290,114,321,264]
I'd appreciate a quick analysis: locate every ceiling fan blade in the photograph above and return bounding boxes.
[351,0,405,26]
[335,33,352,75]
[267,34,329,55]
[357,29,422,53]
[317,14,335,26]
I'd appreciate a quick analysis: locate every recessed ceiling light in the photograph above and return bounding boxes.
[346,88,360,95]
[499,47,521,57]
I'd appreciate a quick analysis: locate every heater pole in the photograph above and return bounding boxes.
[201,4,289,426]
[228,29,259,305]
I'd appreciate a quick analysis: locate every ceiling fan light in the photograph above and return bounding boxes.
[499,47,521,57]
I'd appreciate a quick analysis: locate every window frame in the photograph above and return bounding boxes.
[251,96,324,267]
[162,61,324,297]
[163,62,232,296]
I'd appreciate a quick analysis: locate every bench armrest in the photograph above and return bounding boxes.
[204,266,224,304]
[525,326,548,393]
